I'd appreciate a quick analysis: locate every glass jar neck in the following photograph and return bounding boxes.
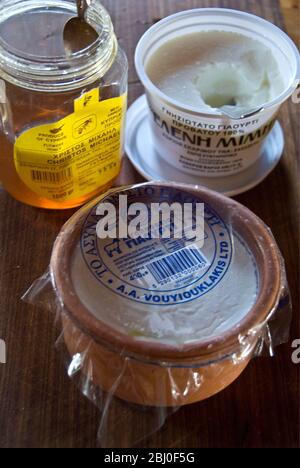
[0,0,117,92]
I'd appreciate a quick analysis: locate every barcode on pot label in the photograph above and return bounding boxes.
[146,246,208,283]
[30,167,73,185]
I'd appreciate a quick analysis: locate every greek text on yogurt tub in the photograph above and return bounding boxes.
[135,9,300,179]
[50,182,288,406]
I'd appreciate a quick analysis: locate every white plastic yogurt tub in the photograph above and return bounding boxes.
[134,9,300,180]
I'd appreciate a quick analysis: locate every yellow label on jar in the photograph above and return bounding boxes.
[14,89,127,202]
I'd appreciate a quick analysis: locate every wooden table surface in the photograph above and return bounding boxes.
[0,0,299,448]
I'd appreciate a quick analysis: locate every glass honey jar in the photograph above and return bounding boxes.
[0,0,128,209]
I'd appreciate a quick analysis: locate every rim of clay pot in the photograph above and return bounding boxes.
[50,182,283,364]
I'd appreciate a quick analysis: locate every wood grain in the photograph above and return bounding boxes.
[0,0,299,448]
[280,0,300,45]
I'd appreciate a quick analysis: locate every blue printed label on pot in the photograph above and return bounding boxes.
[80,185,233,306]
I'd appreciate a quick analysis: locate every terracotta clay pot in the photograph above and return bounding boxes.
[51,182,284,407]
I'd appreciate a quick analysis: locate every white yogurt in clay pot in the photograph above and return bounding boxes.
[135,9,300,178]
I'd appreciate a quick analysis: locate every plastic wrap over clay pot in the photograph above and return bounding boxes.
[24,182,291,413]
